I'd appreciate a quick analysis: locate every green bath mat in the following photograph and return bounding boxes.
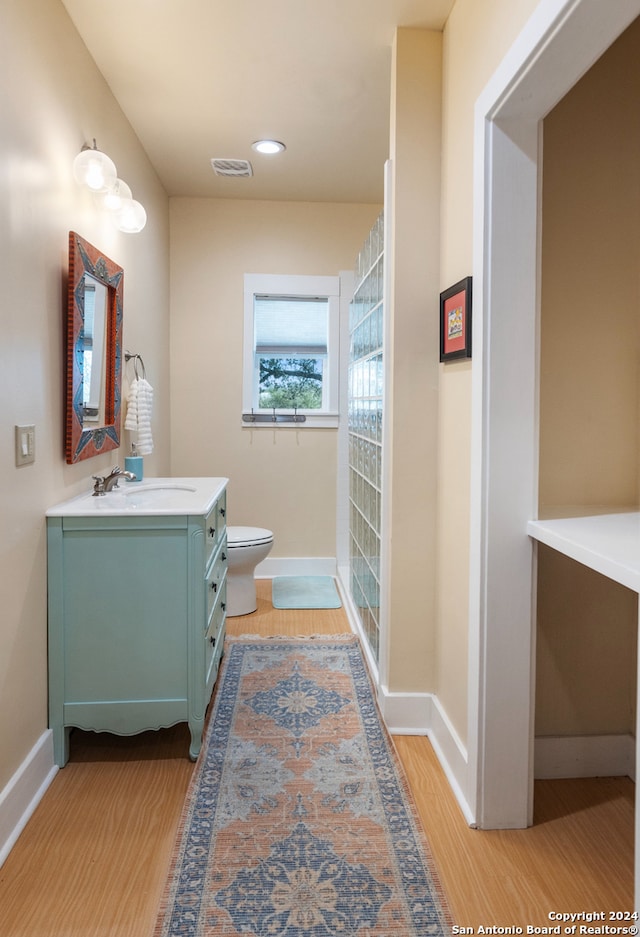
[272,576,342,609]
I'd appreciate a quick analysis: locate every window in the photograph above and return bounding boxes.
[255,295,328,409]
[243,274,340,427]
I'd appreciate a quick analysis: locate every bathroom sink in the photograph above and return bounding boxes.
[123,482,196,495]
[46,477,228,518]
[122,483,197,508]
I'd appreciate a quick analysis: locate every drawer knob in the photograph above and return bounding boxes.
[219,507,226,517]
[208,526,216,537]
[210,635,215,646]
[221,602,226,611]
[210,581,218,592]
[222,552,227,562]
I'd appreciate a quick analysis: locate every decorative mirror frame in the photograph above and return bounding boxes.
[65,232,123,464]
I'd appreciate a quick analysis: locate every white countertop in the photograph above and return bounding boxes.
[527,509,640,593]
[46,477,228,517]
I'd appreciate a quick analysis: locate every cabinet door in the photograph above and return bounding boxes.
[62,528,188,703]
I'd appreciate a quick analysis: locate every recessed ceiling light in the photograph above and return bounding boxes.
[252,140,286,155]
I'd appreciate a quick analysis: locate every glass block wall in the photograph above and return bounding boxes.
[348,212,384,664]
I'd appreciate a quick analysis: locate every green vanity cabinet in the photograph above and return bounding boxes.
[46,477,228,766]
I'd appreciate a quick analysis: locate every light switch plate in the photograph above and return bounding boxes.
[15,424,35,466]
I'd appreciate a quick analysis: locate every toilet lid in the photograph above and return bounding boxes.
[227,525,273,548]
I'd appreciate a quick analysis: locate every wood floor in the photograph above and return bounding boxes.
[0,580,633,935]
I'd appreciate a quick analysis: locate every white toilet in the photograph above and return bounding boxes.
[225,526,274,616]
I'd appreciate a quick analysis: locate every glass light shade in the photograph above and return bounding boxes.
[73,146,118,193]
[99,178,133,212]
[114,197,147,233]
[252,140,286,155]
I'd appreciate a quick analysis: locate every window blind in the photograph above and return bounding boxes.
[254,295,328,355]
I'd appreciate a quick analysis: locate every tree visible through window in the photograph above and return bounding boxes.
[258,356,323,408]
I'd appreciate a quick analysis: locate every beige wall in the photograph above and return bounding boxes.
[536,19,640,737]
[0,0,170,792]
[168,198,379,556]
[539,18,640,512]
[436,0,541,743]
[536,547,636,737]
[386,28,442,691]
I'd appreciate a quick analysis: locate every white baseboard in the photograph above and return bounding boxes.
[256,557,337,578]
[380,689,432,733]
[427,694,476,826]
[534,733,635,780]
[380,686,475,826]
[336,564,475,825]
[0,730,57,868]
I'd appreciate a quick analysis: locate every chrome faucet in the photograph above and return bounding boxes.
[92,465,137,496]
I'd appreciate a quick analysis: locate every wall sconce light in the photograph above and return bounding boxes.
[73,140,117,193]
[73,139,147,233]
[113,198,147,234]
[99,177,132,212]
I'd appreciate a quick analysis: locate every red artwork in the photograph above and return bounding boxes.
[440,276,472,362]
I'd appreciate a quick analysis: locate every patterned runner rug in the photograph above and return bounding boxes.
[154,635,451,936]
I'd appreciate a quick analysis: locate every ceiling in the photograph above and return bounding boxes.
[60,0,454,204]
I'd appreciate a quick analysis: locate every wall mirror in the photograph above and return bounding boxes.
[65,232,123,463]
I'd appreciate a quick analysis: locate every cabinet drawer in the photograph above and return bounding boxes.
[205,580,226,682]
[206,626,225,699]
[205,491,227,565]
[205,538,228,622]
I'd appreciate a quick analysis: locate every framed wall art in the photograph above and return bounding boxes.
[440,276,472,362]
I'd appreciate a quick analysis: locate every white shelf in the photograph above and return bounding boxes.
[527,510,640,593]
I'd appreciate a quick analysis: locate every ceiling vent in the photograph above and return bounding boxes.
[210,158,253,178]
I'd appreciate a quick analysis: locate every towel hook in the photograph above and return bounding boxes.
[125,351,146,381]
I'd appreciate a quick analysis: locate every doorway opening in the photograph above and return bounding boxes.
[468,0,640,836]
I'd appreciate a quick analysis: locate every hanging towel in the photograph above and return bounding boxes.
[124,377,154,455]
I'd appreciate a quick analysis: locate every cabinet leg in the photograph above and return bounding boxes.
[52,725,71,767]
[188,722,203,761]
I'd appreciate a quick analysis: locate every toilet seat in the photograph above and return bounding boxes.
[227,525,273,548]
